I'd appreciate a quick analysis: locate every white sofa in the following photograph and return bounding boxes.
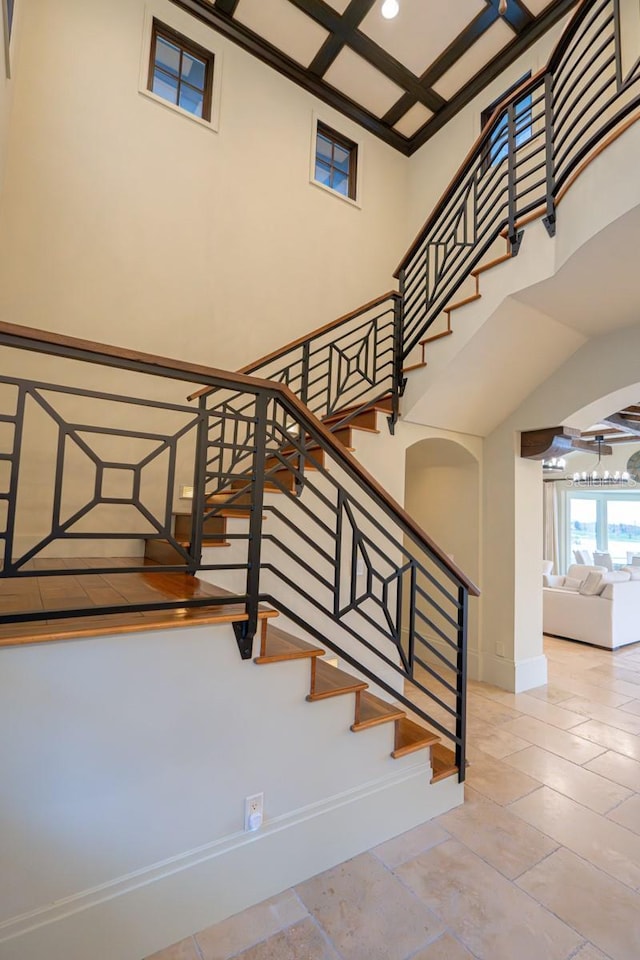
[543,564,640,649]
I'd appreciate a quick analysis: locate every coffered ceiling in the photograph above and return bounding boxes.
[170,0,578,154]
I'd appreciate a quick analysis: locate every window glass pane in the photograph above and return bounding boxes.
[182,53,206,91]
[569,498,598,559]
[333,170,349,196]
[489,115,508,165]
[155,37,180,77]
[179,84,204,117]
[315,160,331,186]
[152,68,179,105]
[333,144,350,172]
[316,135,333,161]
[607,499,640,565]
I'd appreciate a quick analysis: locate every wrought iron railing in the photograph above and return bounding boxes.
[190,292,403,432]
[0,321,477,777]
[395,0,640,358]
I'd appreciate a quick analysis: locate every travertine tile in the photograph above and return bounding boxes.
[499,716,605,764]
[465,718,529,760]
[232,919,339,960]
[146,937,201,960]
[620,698,640,716]
[569,719,640,760]
[571,946,611,960]
[543,675,634,707]
[518,846,640,960]
[586,750,640,792]
[504,744,632,814]
[476,690,587,730]
[607,793,640,835]
[525,683,576,705]
[195,891,307,960]
[464,749,541,806]
[466,697,521,726]
[295,852,445,960]
[436,786,557,879]
[559,697,640,736]
[395,839,582,960]
[410,932,475,959]
[509,786,640,890]
[373,819,450,869]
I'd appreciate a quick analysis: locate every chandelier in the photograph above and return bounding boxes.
[542,457,566,473]
[566,436,636,487]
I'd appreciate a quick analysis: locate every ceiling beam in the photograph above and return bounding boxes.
[603,413,640,437]
[288,0,446,112]
[213,0,240,15]
[308,0,377,77]
[168,0,412,153]
[407,0,580,154]
[520,426,581,460]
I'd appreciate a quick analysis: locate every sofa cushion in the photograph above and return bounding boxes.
[566,564,607,580]
[579,572,604,596]
[602,570,631,583]
[620,565,640,581]
[601,583,616,600]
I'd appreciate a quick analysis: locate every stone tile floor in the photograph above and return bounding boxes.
[147,637,640,960]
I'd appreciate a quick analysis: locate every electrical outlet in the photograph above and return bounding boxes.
[244,793,263,832]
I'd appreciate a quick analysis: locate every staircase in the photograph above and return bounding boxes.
[0,0,637,793]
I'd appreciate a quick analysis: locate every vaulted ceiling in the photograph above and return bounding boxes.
[171,0,578,154]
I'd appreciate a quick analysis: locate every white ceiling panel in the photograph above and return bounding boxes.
[394,103,434,138]
[322,0,352,13]
[360,0,486,77]
[432,19,514,102]
[324,46,405,118]
[235,0,329,68]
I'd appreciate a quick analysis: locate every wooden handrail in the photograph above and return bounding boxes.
[187,290,400,402]
[0,320,479,597]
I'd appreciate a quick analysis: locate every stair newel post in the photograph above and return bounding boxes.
[188,396,210,575]
[233,389,268,660]
[455,584,469,782]
[388,291,404,436]
[542,71,557,238]
[506,101,524,256]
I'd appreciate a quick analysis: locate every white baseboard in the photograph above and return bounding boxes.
[480,652,548,693]
[0,766,462,960]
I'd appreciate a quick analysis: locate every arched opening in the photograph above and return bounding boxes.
[404,437,481,676]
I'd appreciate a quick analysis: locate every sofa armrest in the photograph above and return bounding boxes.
[544,574,565,587]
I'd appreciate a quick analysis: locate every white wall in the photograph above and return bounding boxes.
[0,622,461,960]
[0,0,407,370]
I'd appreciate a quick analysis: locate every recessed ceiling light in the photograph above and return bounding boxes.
[381,0,400,20]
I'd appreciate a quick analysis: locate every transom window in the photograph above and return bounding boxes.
[148,20,214,121]
[314,123,358,201]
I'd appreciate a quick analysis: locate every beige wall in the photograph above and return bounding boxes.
[0,0,407,370]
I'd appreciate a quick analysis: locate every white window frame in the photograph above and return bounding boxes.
[565,488,640,565]
[139,4,223,133]
[309,111,363,208]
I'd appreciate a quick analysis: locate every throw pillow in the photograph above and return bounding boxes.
[579,571,604,596]
[562,576,583,591]
[620,565,640,581]
[601,583,615,600]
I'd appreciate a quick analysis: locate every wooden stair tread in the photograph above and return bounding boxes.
[445,292,481,314]
[255,625,325,663]
[351,692,405,731]
[402,361,427,373]
[430,743,458,783]
[471,252,512,276]
[322,396,393,426]
[391,717,439,759]
[307,658,367,701]
[420,329,453,346]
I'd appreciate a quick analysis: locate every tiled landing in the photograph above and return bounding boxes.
[147,637,640,960]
